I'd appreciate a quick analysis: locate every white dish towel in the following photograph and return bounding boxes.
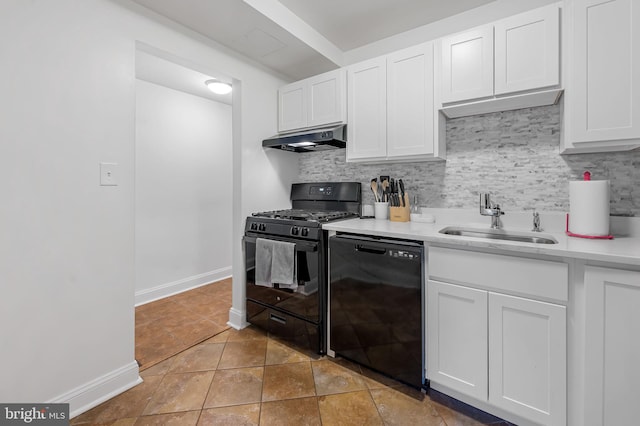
[255,238,297,290]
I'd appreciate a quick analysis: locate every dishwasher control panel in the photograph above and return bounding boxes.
[389,249,420,259]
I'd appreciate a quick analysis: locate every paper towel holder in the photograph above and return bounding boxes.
[565,214,613,239]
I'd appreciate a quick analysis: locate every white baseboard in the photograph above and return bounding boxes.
[227,306,248,330]
[50,360,141,419]
[135,267,232,306]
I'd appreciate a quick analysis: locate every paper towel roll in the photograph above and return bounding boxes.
[569,180,610,236]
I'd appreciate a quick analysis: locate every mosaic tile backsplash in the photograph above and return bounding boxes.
[298,104,640,216]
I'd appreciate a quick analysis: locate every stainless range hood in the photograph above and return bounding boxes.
[262,124,346,153]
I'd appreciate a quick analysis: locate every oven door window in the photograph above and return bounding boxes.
[244,235,320,322]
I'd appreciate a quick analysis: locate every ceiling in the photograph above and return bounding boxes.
[132,0,496,81]
[278,0,496,51]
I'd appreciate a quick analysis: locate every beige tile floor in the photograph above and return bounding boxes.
[72,282,512,425]
[135,279,232,370]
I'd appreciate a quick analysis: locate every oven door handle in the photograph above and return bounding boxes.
[243,235,318,252]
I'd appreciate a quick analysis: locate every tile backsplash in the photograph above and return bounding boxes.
[298,104,640,216]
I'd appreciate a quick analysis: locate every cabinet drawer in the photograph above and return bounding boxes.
[428,246,568,301]
[247,300,320,354]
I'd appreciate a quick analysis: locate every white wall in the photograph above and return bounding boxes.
[135,80,232,304]
[0,0,296,416]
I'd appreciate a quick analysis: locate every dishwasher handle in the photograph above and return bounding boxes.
[355,244,387,255]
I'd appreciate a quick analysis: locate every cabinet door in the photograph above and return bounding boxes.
[346,57,387,161]
[488,292,566,426]
[278,81,307,132]
[570,0,640,144]
[427,280,488,401]
[584,266,640,426]
[307,69,346,128]
[387,42,435,159]
[494,5,560,95]
[440,26,494,103]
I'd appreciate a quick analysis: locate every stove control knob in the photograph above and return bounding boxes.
[258,224,266,232]
[291,226,299,236]
[301,228,309,237]
[250,223,258,230]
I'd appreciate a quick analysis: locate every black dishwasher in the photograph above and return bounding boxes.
[329,233,425,389]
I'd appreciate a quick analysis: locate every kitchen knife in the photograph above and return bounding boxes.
[389,178,395,206]
[398,179,405,207]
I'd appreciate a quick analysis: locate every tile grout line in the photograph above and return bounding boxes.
[258,343,265,426]
[195,358,218,425]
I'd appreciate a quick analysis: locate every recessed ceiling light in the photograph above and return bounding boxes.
[205,79,232,95]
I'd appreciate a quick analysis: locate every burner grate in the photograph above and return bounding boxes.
[252,209,357,223]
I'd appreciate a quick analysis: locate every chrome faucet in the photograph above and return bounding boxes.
[532,210,543,232]
[479,193,505,229]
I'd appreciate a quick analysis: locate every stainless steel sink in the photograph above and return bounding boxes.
[439,226,558,244]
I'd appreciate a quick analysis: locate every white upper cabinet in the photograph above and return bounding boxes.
[494,5,560,95]
[307,71,346,128]
[278,69,346,133]
[563,0,640,153]
[346,57,388,161]
[439,4,561,117]
[347,42,444,163]
[441,27,494,103]
[278,82,306,132]
[387,43,436,159]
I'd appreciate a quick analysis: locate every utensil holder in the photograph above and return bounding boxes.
[389,194,410,222]
[374,202,389,220]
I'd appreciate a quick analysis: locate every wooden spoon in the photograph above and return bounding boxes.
[370,179,379,202]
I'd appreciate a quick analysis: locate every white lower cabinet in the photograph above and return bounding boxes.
[488,292,566,426]
[427,247,567,426]
[583,266,640,426]
[427,281,488,400]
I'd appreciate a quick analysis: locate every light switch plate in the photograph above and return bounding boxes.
[100,162,118,186]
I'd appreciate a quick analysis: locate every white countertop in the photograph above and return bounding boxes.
[323,209,640,267]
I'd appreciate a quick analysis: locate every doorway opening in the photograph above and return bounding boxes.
[134,43,234,369]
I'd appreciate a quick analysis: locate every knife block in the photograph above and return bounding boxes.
[389,194,410,222]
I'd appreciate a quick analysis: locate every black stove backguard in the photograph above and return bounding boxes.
[244,182,361,355]
[290,182,361,215]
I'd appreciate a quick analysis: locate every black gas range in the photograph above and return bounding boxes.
[243,182,361,354]
[247,209,357,239]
